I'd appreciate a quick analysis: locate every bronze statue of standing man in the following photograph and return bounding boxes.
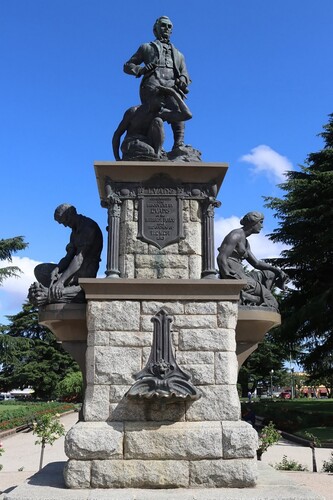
[123,16,191,151]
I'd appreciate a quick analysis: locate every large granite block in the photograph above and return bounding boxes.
[148,242,179,255]
[141,301,184,315]
[184,302,217,315]
[179,328,236,351]
[176,351,214,365]
[189,459,258,487]
[65,421,123,459]
[178,221,201,255]
[189,199,201,222]
[119,253,135,278]
[87,330,109,346]
[95,346,141,384]
[109,384,131,403]
[124,421,222,460]
[217,301,238,329]
[215,351,239,384]
[135,254,188,269]
[221,421,258,459]
[119,220,147,254]
[188,254,202,278]
[181,363,215,385]
[174,315,217,329]
[87,301,140,331]
[83,384,110,421]
[158,267,189,279]
[185,385,240,421]
[91,459,189,488]
[108,330,152,347]
[120,199,134,222]
[109,399,186,422]
[64,459,91,488]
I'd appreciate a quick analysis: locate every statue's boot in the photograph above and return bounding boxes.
[172,121,185,149]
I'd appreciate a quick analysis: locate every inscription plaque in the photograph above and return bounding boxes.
[138,195,184,249]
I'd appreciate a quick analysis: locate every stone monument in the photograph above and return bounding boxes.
[32,15,284,491]
[60,160,260,489]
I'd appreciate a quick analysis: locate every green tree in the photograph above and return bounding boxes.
[238,333,288,397]
[265,114,333,377]
[0,236,27,285]
[57,371,83,402]
[0,303,80,399]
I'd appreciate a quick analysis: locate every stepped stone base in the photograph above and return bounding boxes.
[60,280,258,489]
[3,462,325,499]
[38,282,281,490]
[64,420,258,488]
[65,458,257,490]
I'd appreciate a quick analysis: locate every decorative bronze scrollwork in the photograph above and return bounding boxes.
[126,309,200,401]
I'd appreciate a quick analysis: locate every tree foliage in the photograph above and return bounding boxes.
[32,413,65,470]
[57,371,83,402]
[0,236,27,285]
[0,303,80,399]
[264,114,333,376]
[238,333,289,397]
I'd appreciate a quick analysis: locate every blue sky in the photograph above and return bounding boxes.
[1,0,332,321]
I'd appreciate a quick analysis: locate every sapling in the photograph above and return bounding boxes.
[32,413,65,470]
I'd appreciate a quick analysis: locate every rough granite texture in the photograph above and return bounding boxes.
[65,298,258,489]
[119,200,202,279]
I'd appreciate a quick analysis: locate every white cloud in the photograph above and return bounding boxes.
[0,256,41,317]
[214,216,286,260]
[240,144,293,183]
[214,216,240,252]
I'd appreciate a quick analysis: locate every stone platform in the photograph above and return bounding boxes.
[1,462,324,499]
[58,278,259,489]
[35,160,282,491]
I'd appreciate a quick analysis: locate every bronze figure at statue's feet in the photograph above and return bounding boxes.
[28,204,103,306]
[217,211,288,311]
[113,15,201,162]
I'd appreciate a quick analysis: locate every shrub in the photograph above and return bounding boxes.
[257,421,280,459]
[0,442,4,471]
[274,455,308,471]
[322,452,333,473]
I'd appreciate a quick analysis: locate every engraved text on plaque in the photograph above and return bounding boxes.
[138,195,184,249]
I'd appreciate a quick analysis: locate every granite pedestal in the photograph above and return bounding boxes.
[39,161,280,489]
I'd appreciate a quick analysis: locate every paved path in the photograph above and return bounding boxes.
[0,413,332,498]
[0,412,79,494]
[260,437,333,499]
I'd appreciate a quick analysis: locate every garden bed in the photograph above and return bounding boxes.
[0,401,77,433]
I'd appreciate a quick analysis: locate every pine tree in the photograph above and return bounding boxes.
[265,114,333,377]
[0,303,80,398]
[0,236,27,285]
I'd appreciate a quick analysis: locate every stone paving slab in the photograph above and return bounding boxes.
[0,462,325,499]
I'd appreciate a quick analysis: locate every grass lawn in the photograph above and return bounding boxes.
[242,399,333,443]
[295,426,333,442]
